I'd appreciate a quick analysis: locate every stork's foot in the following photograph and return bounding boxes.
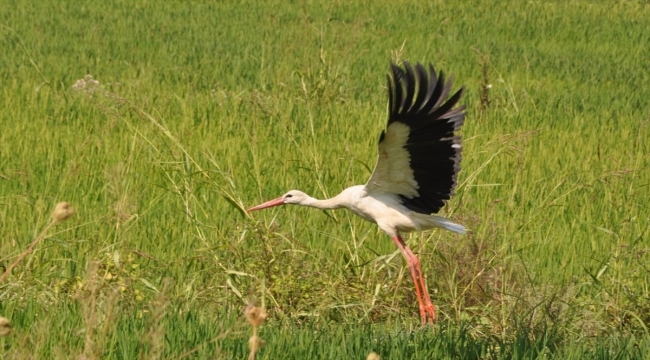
[418,300,436,325]
[423,302,435,324]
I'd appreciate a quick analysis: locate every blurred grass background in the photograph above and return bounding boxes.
[1,0,649,358]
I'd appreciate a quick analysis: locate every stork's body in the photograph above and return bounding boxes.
[270,186,463,236]
[248,62,466,324]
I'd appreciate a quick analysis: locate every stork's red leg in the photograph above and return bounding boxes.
[391,235,426,323]
[391,234,435,324]
[403,245,436,322]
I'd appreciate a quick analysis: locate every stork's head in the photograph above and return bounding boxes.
[247,190,308,212]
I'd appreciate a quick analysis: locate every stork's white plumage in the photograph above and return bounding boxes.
[248,62,466,324]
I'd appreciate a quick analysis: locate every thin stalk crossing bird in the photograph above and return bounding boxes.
[248,61,466,324]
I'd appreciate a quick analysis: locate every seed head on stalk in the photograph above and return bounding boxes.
[0,202,75,283]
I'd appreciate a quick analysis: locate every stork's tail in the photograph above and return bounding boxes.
[435,217,467,234]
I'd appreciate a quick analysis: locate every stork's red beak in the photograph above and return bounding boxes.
[247,197,285,212]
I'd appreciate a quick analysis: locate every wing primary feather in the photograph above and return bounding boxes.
[419,68,445,115]
[413,63,430,113]
[402,62,417,113]
[432,75,452,110]
[390,65,405,117]
[430,86,465,120]
[387,74,394,116]
[418,65,438,113]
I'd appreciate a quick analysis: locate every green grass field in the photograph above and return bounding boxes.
[1,0,649,358]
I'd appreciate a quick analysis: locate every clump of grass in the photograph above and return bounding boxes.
[139,278,173,360]
[77,261,120,360]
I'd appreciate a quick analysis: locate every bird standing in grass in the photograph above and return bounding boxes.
[248,61,466,324]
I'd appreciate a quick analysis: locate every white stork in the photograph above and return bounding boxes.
[248,62,466,324]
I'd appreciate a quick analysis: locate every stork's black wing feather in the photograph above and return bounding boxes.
[365,62,465,214]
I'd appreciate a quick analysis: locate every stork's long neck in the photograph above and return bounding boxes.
[301,194,346,210]
[300,187,361,210]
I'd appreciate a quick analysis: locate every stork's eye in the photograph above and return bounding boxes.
[285,194,293,198]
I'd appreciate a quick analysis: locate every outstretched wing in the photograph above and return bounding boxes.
[365,62,465,214]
